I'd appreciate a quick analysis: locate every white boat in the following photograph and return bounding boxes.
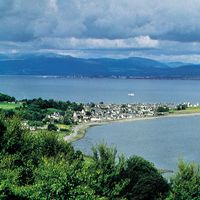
[128,93,134,96]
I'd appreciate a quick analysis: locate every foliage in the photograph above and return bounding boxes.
[0,102,20,111]
[86,111,92,116]
[47,123,58,131]
[1,117,24,154]
[14,97,83,127]
[168,160,200,200]
[0,119,6,151]
[63,110,74,125]
[1,114,198,200]
[0,93,15,102]
[0,117,86,199]
[177,104,187,110]
[89,144,128,199]
[22,98,83,112]
[156,106,169,113]
[28,120,44,127]
[122,156,169,200]
[89,144,169,200]
[0,109,15,118]
[30,157,96,200]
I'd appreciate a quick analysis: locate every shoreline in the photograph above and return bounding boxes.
[64,112,200,142]
[2,75,200,81]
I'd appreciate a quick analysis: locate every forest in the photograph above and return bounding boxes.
[0,114,199,199]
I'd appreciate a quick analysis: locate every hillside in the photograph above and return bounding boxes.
[0,54,200,79]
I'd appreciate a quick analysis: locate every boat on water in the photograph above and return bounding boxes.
[128,93,134,96]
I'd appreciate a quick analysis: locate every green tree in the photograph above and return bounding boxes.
[177,104,187,110]
[0,93,15,102]
[89,144,129,199]
[0,119,6,151]
[122,156,169,200]
[27,157,96,200]
[1,117,24,154]
[47,123,58,131]
[168,160,200,200]
[156,106,169,113]
[0,115,172,200]
[63,111,74,125]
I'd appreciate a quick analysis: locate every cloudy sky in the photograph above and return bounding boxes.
[1,0,200,62]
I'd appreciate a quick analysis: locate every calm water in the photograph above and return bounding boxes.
[74,116,200,170]
[0,75,200,103]
[0,75,200,170]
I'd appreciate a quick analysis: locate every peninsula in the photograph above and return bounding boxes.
[1,92,200,142]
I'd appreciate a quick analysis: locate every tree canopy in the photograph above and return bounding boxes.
[0,115,199,199]
[168,160,200,200]
[0,93,15,102]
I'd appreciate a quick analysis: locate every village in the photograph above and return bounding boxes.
[45,101,200,125]
[20,101,200,131]
[72,102,175,123]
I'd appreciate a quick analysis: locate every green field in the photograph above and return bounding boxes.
[47,108,63,114]
[170,106,200,114]
[56,124,71,131]
[0,102,21,110]
[56,124,72,140]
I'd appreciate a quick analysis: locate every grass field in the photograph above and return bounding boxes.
[47,108,63,114]
[56,124,72,140]
[0,102,21,110]
[170,106,200,114]
[56,124,71,131]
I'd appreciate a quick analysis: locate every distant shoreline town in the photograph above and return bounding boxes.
[72,102,200,123]
[2,74,200,80]
[73,102,166,123]
[24,101,200,131]
[1,92,200,141]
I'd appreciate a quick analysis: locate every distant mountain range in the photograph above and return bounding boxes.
[0,54,200,79]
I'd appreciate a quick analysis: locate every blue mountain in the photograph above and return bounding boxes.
[0,54,200,79]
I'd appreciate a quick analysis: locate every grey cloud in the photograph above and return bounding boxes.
[1,0,200,42]
[1,0,200,61]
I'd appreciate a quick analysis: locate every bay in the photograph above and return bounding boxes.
[1,75,200,170]
[74,115,200,171]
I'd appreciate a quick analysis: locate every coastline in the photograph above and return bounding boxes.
[2,75,200,80]
[64,112,200,143]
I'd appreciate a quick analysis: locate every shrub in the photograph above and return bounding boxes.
[168,160,200,200]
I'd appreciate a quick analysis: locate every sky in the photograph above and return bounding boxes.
[1,0,200,63]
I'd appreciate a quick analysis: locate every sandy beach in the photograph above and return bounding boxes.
[64,112,200,142]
